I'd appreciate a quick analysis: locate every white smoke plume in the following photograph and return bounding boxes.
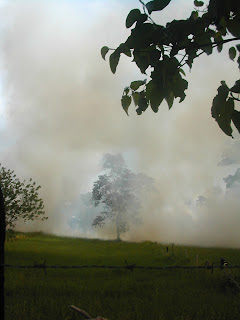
[0,0,240,247]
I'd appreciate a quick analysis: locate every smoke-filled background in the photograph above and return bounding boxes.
[0,0,240,247]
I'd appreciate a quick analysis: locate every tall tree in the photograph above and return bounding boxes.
[101,0,240,137]
[92,153,153,240]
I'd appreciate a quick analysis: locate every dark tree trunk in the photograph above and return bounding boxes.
[116,214,121,241]
[0,184,5,320]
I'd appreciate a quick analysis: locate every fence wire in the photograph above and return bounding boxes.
[2,263,240,271]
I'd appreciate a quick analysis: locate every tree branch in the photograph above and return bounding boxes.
[138,0,158,25]
[106,37,240,62]
[214,36,240,46]
[230,92,240,102]
[178,53,187,67]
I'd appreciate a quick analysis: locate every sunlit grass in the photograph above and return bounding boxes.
[5,232,240,320]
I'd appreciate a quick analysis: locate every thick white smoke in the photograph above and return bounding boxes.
[0,0,240,247]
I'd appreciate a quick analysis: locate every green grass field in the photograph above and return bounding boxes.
[4,232,240,320]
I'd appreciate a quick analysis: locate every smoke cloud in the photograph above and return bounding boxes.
[0,0,240,247]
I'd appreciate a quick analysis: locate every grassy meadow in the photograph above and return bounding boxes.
[4,232,240,320]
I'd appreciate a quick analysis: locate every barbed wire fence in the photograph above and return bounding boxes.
[3,260,240,290]
[2,261,240,272]
[3,260,240,318]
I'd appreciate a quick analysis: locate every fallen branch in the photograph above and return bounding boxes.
[69,305,108,320]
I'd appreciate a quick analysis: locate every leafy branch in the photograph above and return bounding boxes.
[100,0,240,137]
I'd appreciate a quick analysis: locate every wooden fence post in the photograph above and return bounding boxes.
[0,184,6,320]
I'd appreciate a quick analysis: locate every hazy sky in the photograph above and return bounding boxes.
[0,0,240,247]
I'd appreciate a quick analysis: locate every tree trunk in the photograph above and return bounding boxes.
[116,213,121,241]
[0,184,5,320]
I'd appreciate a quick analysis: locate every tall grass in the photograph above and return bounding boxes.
[5,232,240,320]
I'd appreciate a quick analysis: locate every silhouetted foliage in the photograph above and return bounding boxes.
[101,0,240,137]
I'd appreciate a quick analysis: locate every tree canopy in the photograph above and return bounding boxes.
[101,0,240,137]
[92,153,154,240]
[0,165,47,229]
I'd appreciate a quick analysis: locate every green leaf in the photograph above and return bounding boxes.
[191,11,198,20]
[179,69,186,76]
[194,0,204,7]
[165,91,174,109]
[123,49,131,57]
[136,92,149,115]
[217,43,223,53]
[101,46,109,60]
[126,9,142,28]
[147,48,162,67]
[133,51,150,74]
[232,110,240,134]
[214,33,223,53]
[137,14,148,25]
[121,95,131,115]
[218,98,234,136]
[130,80,146,91]
[211,83,233,136]
[229,47,236,61]
[127,23,155,50]
[146,80,165,112]
[194,32,212,55]
[212,82,229,119]
[146,0,171,14]
[171,76,188,102]
[227,18,240,38]
[124,87,130,95]
[119,43,131,57]
[109,49,120,74]
[186,49,197,69]
[230,80,240,93]
[132,92,140,106]
[136,107,142,115]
